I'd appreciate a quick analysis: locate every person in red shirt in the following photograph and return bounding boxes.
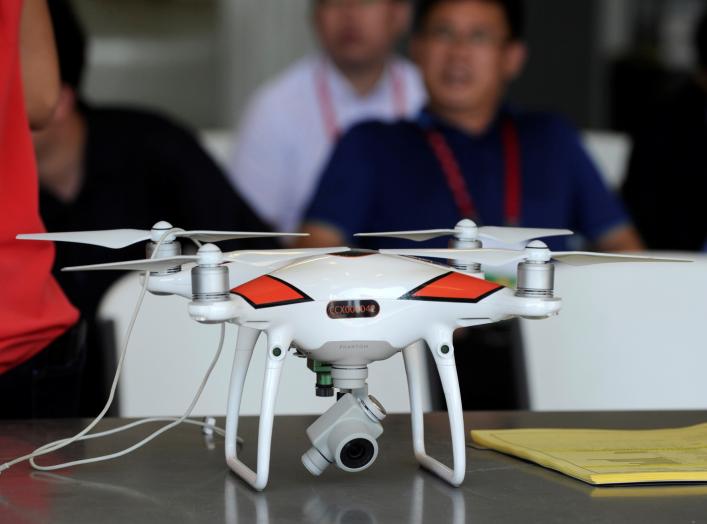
[0,0,81,418]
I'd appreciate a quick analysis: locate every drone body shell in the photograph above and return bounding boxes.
[223,250,560,366]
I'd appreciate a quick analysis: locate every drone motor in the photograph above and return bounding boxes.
[145,221,182,269]
[516,261,554,298]
[514,240,557,300]
[188,244,238,324]
[449,219,483,273]
[515,241,556,298]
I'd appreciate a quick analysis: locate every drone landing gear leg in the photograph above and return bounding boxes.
[225,327,289,491]
[403,337,466,487]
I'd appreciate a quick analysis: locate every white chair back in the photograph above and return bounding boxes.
[581,130,632,190]
[523,253,707,410]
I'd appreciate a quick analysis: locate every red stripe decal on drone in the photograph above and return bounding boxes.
[231,275,313,309]
[400,272,503,303]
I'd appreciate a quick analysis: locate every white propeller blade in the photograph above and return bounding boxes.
[17,230,151,249]
[477,226,573,245]
[382,248,692,268]
[551,252,692,266]
[355,229,456,242]
[18,229,309,249]
[63,246,352,273]
[62,256,198,273]
[225,247,350,266]
[356,226,573,244]
[380,248,524,267]
[173,231,308,243]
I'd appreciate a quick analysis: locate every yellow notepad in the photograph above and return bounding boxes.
[470,422,707,485]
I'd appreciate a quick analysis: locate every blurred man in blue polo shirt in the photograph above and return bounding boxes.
[299,0,643,252]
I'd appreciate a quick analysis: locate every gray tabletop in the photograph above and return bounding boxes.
[2,411,707,523]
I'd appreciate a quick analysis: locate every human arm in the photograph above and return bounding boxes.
[559,120,645,252]
[296,125,379,248]
[594,225,644,252]
[20,0,60,130]
[298,222,346,247]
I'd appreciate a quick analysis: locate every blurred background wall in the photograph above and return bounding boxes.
[73,0,317,129]
[72,0,706,131]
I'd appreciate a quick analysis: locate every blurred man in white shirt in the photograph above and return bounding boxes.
[228,0,426,232]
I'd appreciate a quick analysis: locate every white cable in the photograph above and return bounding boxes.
[28,323,226,471]
[0,229,232,474]
[42,416,227,441]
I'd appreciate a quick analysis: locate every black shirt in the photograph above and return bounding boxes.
[40,105,277,322]
[622,81,707,251]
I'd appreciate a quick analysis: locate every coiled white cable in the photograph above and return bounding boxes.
[0,229,232,474]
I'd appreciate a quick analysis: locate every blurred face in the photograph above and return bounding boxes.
[412,0,526,116]
[314,0,409,71]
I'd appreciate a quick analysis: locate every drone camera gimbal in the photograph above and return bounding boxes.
[302,392,386,476]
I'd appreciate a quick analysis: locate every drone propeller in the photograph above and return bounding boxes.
[540,252,692,266]
[380,248,524,267]
[62,256,200,273]
[381,241,691,267]
[18,229,153,249]
[61,242,225,273]
[356,219,573,246]
[17,220,308,249]
[224,247,350,266]
[476,226,574,245]
[62,246,351,273]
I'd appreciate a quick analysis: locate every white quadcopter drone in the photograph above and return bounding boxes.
[18,219,687,490]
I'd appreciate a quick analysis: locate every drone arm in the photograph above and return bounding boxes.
[403,332,466,487]
[225,327,289,491]
[139,272,193,299]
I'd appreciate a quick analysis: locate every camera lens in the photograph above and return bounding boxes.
[339,438,375,470]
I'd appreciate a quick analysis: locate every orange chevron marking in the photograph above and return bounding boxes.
[410,272,502,301]
[231,275,311,308]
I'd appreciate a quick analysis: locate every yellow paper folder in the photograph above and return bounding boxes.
[470,422,707,485]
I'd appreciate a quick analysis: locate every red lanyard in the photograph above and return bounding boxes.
[315,62,407,141]
[425,118,521,226]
